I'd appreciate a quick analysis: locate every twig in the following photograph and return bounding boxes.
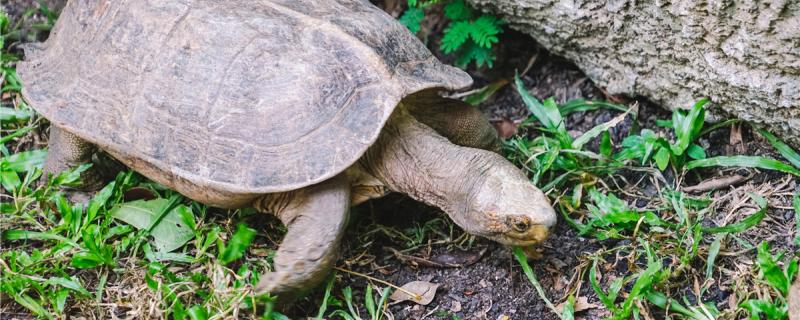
[333,266,422,301]
[683,174,749,193]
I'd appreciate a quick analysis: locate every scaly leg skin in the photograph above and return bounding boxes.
[254,174,350,307]
[43,127,107,201]
[360,105,556,248]
[405,92,502,153]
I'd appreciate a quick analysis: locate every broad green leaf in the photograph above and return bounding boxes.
[218,223,256,264]
[71,252,106,269]
[740,299,786,320]
[0,149,46,172]
[187,305,209,320]
[514,73,563,132]
[756,241,790,295]
[561,295,576,320]
[600,131,612,158]
[654,147,670,171]
[687,144,706,160]
[46,276,90,296]
[0,106,33,122]
[365,284,376,319]
[1,169,21,192]
[14,294,51,319]
[672,99,708,155]
[686,156,800,176]
[110,198,195,252]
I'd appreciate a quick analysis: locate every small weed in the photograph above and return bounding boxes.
[740,242,798,319]
[399,0,504,68]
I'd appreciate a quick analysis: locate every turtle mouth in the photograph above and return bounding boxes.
[491,224,552,246]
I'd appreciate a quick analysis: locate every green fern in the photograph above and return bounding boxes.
[398,7,425,34]
[399,0,504,69]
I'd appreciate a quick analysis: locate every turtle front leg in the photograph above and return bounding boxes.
[254,174,350,306]
[405,93,501,153]
[43,126,106,192]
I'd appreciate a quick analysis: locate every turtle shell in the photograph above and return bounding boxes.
[18,0,472,194]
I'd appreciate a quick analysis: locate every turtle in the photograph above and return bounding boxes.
[17,0,556,304]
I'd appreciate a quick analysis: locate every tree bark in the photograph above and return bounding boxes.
[468,0,800,144]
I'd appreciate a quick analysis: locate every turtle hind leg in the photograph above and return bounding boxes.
[43,127,107,198]
[254,174,350,307]
[405,94,501,153]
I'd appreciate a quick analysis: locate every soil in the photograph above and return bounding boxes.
[2,1,797,320]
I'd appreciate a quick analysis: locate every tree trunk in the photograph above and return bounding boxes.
[468,0,800,144]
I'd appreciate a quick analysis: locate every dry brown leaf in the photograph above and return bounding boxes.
[556,296,599,313]
[389,281,439,305]
[490,118,518,139]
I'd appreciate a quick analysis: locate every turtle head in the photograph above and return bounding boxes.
[450,159,557,247]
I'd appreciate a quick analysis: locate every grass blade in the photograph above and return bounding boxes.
[2,230,80,248]
[316,274,336,319]
[572,109,630,150]
[512,247,559,314]
[794,194,800,246]
[514,73,562,131]
[559,99,628,115]
[705,234,724,279]
[464,79,508,105]
[758,129,800,169]
[701,193,767,234]
[686,156,800,176]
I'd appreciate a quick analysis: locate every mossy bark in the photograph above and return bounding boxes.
[468,0,800,144]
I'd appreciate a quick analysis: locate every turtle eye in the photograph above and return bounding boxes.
[513,220,529,232]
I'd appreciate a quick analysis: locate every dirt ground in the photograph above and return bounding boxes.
[2,1,798,319]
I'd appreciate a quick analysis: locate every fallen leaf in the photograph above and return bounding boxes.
[683,174,748,193]
[110,198,194,252]
[490,118,518,139]
[430,247,486,267]
[389,281,439,305]
[556,296,598,313]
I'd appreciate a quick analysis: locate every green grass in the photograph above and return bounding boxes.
[2,3,800,320]
[507,75,800,319]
